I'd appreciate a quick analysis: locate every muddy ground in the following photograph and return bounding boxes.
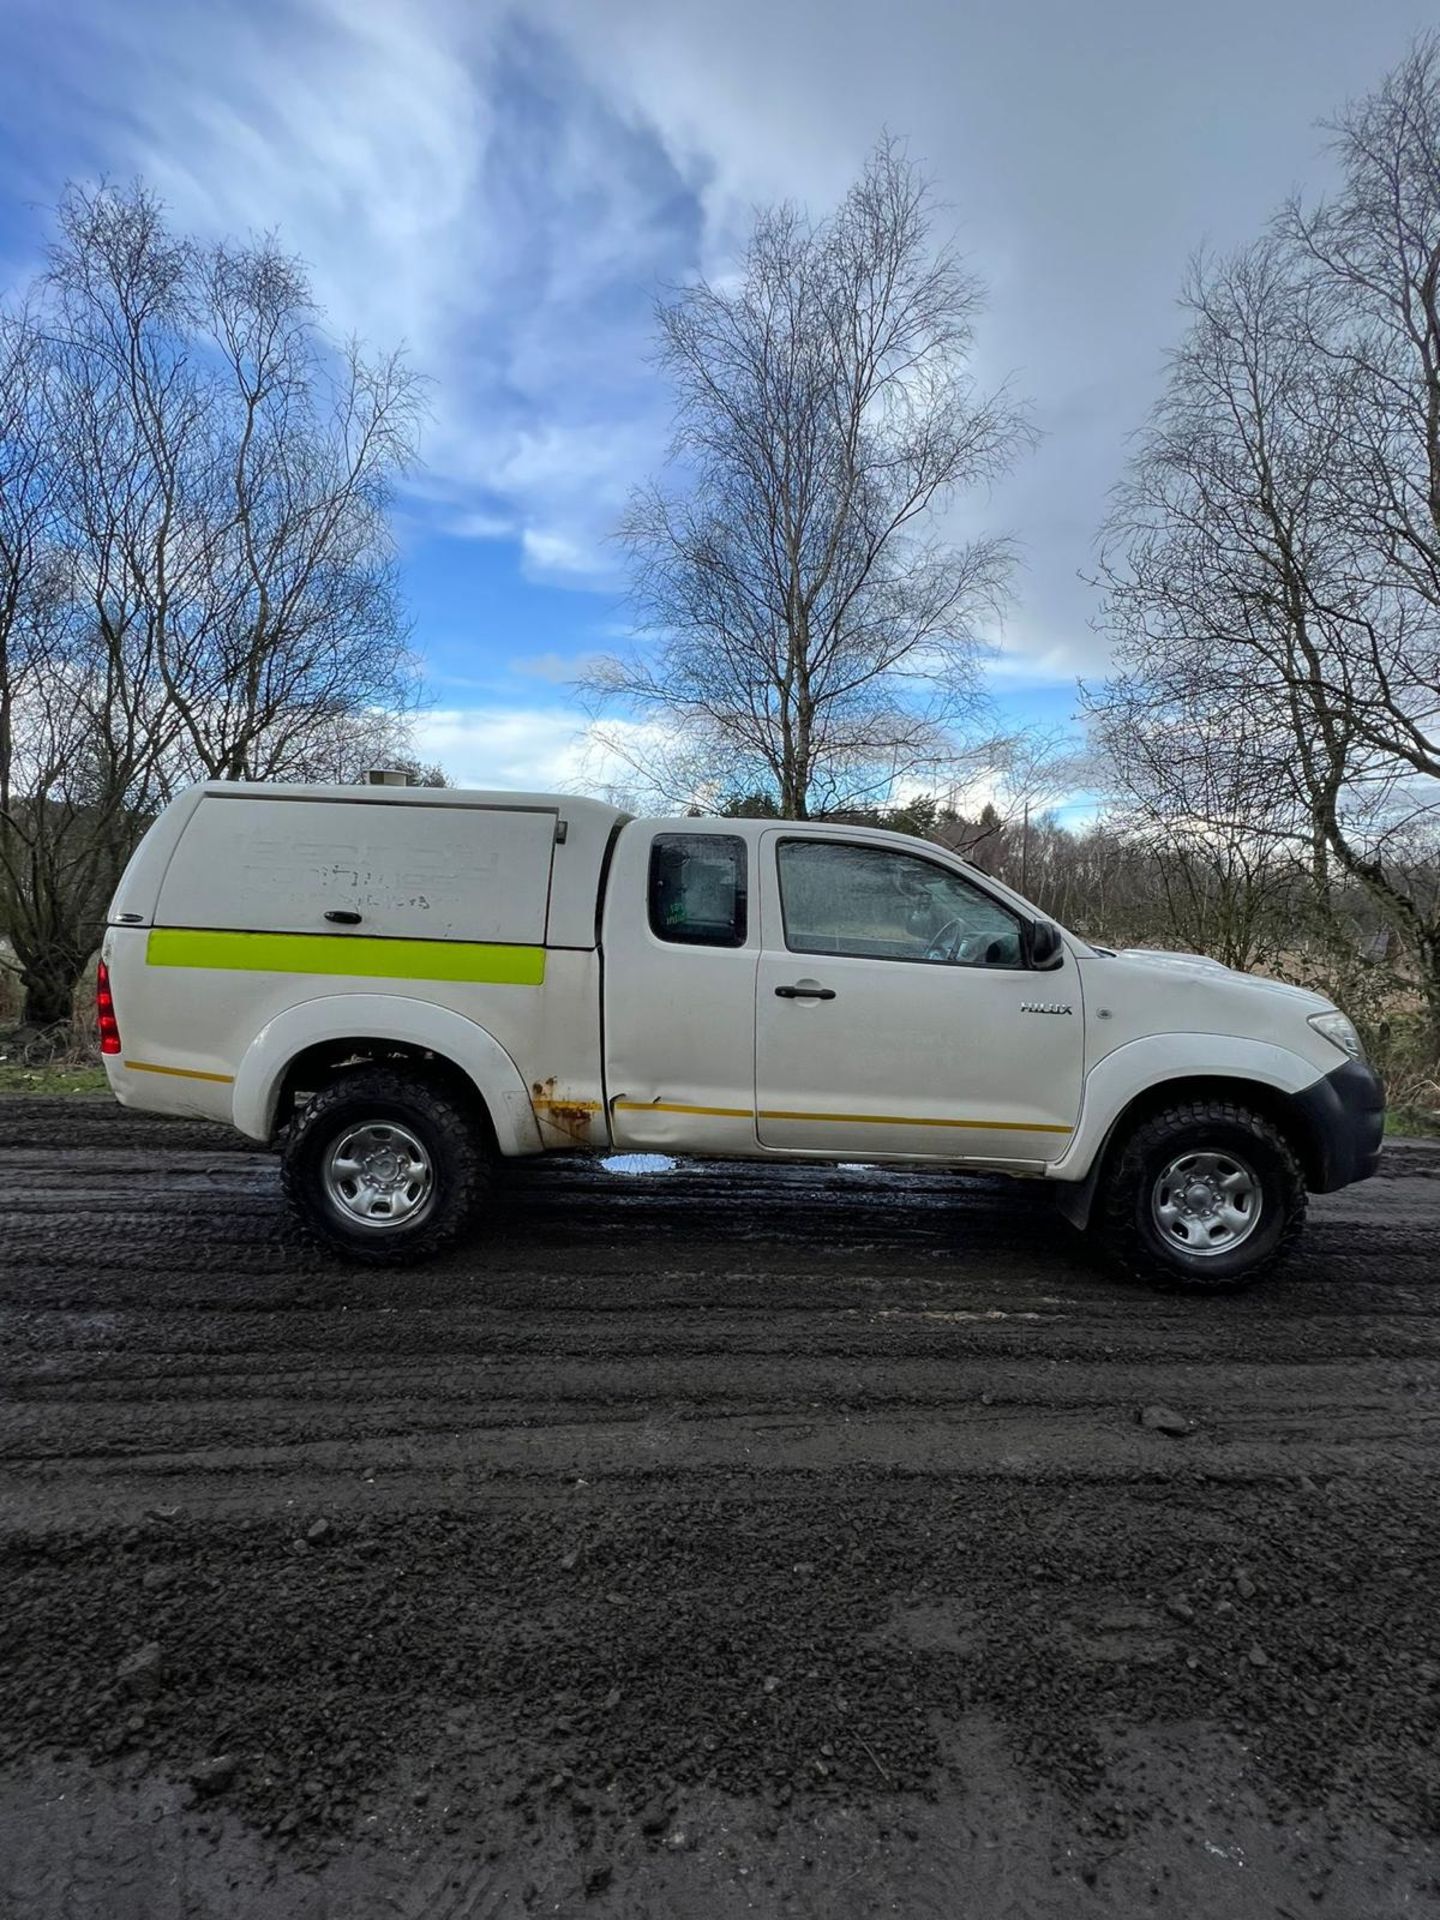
[0,1097,1438,1918]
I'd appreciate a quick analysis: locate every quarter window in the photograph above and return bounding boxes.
[648,834,748,947]
[777,839,1024,968]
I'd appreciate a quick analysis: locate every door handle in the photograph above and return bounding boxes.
[324,910,363,926]
[775,983,836,1000]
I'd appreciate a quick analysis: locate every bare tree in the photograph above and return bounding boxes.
[585,140,1031,818]
[280,706,448,787]
[0,302,153,1031]
[43,187,424,789]
[1085,669,1318,972]
[1092,215,1440,1038]
[0,183,424,1033]
[1285,33,1440,751]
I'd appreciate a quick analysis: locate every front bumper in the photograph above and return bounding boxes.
[1290,1057,1386,1192]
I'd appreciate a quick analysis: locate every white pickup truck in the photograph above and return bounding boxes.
[99,782,1383,1288]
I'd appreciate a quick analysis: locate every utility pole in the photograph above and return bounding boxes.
[1021,800,1030,896]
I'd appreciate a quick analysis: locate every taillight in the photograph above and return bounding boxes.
[96,960,122,1056]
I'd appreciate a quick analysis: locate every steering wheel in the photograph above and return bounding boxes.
[924,916,966,962]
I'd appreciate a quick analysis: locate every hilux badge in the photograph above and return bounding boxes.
[1021,1001,1073,1015]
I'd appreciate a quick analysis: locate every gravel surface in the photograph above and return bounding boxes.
[1,1096,1438,1916]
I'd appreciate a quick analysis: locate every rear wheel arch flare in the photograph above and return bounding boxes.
[272,1037,496,1145]
[230,994,542,1154]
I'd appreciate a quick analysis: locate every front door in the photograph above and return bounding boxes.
[754,833,1083,1163]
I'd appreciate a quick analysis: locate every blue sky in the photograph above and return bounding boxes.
[1,0,1433,802]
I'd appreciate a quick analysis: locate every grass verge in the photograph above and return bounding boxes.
[0,1063,110,1095]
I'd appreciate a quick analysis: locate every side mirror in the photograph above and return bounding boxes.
[1028,920,1064,971]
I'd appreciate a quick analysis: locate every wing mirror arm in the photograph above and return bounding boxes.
[1027,919,1065,971]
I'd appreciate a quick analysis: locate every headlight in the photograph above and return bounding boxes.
[1308,1010,1364,1060]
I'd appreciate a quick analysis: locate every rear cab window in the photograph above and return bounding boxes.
[648,834,748,947]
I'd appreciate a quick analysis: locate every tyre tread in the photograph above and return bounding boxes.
[1096,1098,1306,1292]
[280,1066,492,1267]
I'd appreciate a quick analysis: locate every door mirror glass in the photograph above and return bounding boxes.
[1029,920,1064,971]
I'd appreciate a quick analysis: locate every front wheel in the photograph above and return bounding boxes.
[1094,1100,1307,1291]
[281,1067,493,1265]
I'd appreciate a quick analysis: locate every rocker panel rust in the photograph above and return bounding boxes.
[530,1078,605,1147]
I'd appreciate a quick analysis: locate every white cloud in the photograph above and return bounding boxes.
[985,637,1099,689]
[14,0,1400,710]
[126,0,495,356]
[509,649,606,684]
[519,527,601,579]
[410,703,668,799]
[442,509,516,542]
[7,0,1100,688]
[421,414,664,583]
[19,0,689,585]
[977,608,1114,688]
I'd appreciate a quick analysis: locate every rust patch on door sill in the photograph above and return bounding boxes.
[531,1079,604,1144]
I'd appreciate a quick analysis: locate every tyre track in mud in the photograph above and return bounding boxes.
[1,1096,1439,1918]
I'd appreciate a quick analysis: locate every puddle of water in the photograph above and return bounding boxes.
[600,1154,677,1176]
[1204,1840,1247,1865]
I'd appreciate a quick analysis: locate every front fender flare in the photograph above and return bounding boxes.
[1045,1032,1326,1223]
[230,993,544,1154]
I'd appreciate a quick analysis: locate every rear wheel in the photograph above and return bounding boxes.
[281,1067,492,1266]
[1094,1099,1306,1291]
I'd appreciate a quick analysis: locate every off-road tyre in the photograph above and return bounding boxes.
[280,1067,493,1267]
[1094,1099,1307,1292]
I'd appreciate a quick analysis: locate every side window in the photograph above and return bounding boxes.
[648,833,748,947]
[777,839,1024,969]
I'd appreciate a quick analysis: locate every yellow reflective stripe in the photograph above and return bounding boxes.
[758,1109,1071,1133]
[125,1060,235,1085]
[146,927,545,987]
[612,1099,1069,1133]
[612,1099,753,1119]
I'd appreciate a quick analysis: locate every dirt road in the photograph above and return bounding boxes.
[1,1096,1438,1917]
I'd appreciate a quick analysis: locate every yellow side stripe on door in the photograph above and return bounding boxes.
[612,1099,754,1119]
[125,1060,236,1085]
[613,1098,1071,1134]
[759,1109,1071,1133]
[146,927,546,987]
